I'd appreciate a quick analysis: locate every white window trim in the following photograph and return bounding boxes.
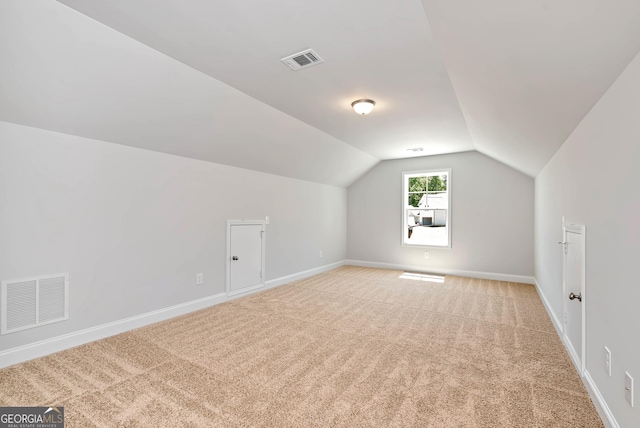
[401,169,452,249]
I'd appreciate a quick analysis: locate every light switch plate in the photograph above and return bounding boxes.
[625,372,634,407]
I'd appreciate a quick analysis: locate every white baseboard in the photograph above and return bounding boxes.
[534,278,563,337]
[583,370,620,428]
[265,260,346,289]
[0,292,226,369]
[345,259,535,284]
[0,260,344,369]
[533,278,618,428]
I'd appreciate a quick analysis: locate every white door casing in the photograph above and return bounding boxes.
[227,220,265,296]
[561,222,586,375]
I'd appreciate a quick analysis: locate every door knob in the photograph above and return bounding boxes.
[569,292,582,302]
[232,256,239,261]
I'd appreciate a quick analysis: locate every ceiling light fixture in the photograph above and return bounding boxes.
[351,99,376,115]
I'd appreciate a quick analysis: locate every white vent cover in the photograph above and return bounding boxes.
[280,49,324,71]
[1,273,68,335]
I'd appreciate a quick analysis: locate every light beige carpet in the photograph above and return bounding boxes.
[0,266,603,427]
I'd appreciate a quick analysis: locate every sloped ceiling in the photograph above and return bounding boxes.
[422,0,640,176]
[2,1,640,185]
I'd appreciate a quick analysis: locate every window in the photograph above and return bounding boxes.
[403,170,450,247]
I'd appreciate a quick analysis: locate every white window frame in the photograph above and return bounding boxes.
[402,169,451,248]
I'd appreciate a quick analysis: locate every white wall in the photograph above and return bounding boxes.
[535,50,640,427]
[347,151,534,279]
[0,121,346,352]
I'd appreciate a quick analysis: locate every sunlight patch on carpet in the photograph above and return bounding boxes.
[399,272,445,283]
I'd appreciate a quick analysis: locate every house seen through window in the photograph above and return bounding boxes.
[403,170,450,247]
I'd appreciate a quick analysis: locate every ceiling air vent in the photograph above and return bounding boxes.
[280,49,324,71]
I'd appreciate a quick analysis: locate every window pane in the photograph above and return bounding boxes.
[408,192,425,207]
[408,176,426,192]
[427,175,446,191]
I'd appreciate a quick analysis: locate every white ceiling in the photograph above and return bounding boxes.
[3,0,640,185]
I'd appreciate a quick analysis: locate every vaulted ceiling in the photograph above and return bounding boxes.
[2,0,640,186]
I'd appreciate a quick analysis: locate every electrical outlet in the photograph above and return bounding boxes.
[625,372,634,407]
[196,273,203,285]
[265,215,270,224]
[605,346,611,376]
[319,251,323,258]
[424,252,429,259]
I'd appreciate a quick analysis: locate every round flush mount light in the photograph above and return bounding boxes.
[351,99,376,115]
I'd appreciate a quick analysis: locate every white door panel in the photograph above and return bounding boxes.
[562,223,585,374]
[227,222,265,295]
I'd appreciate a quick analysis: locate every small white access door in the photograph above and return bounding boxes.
[227,221,265,296]
[561,222,586,374]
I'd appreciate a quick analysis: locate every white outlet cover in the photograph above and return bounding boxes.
[625,372,634,407]
[604,346,611,376]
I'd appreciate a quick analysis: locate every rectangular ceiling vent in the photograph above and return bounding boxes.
[1,273,69,335]
[280,49,324,71]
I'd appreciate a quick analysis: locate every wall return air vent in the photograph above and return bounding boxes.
[1,273,69,335]
[280,49,324,71]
